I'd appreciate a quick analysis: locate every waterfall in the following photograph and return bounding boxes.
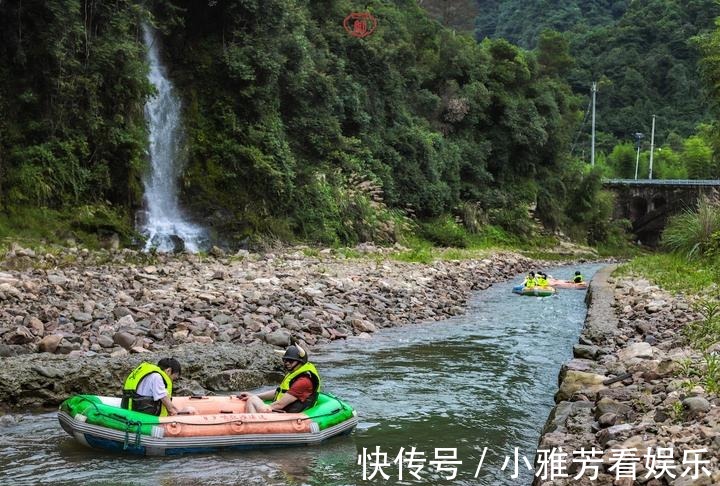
[139,23,206,253]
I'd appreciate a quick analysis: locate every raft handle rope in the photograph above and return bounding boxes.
[321,391,350,413]
[123,420,143,450]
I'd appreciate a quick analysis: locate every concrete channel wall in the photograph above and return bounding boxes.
[533,264,720,486]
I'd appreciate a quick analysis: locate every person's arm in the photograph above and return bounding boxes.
[238,389,275,401]
[269,393,298,411]
[161,395,179,416]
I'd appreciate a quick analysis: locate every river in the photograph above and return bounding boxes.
[0,264,601,486]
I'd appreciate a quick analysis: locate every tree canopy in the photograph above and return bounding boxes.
[469,0,720,150]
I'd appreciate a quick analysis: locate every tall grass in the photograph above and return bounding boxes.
[661,196,720,258]
[616,253,717,295]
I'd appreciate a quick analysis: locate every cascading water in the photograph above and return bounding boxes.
[139,23,206,253]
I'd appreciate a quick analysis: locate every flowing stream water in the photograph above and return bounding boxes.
[0,264,601,486]
[139,24,206,253]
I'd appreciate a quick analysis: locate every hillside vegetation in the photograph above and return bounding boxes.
[2,0,719,251]
[0,0,614,248]
[468,0,720,152]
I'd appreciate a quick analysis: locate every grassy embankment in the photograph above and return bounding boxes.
[0,203,619,268]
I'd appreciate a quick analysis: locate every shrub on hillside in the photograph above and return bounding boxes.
[294,172,411,246]
[488,205,534,239]
[419,215,470,247]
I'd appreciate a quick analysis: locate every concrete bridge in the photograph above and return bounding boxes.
[602,179,720,246]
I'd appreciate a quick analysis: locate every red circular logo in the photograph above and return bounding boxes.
[343,12,377,38]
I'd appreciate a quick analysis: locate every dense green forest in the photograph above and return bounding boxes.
[0,0,591,247]
[1,0,719,250]
[423,0,620,47]
[156,0,588,244]
[458,0,720,151]
[0,0,150,208]
[474,0,626,49]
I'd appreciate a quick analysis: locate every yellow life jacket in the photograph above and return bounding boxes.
[274,362,321,410]
[574,274,584,283]
[121,362,173,416]
[536,276,549,287]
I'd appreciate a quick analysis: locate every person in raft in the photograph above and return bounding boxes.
[536,272,549,287]
[522,271,537,287]
[239,344,321,413]
[121,357,190,416]
[573,271,584,283]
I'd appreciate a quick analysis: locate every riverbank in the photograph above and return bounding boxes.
[0,245,534,411]
[535,267,720,485]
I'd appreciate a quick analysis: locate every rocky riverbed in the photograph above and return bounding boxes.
[535,267,720,485]
[0,245,533,411]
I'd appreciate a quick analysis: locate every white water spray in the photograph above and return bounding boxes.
[139,24,206,252]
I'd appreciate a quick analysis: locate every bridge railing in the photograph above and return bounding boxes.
[603,179,720,187]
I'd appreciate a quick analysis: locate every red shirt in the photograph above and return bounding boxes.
[287,375,314,402]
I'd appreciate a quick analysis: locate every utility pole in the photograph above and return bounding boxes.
[591,82,597,166]
[648,115,656,179]
[634,132,644,180]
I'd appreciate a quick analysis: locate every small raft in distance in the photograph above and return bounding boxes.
[547,278,588,290]
[58,393,357,456]
[511,285,556,297]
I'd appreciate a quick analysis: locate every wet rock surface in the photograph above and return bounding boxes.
[0,342,278,411]
[535,266,720,485]
[0,246,532,410]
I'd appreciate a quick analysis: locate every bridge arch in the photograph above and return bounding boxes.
[651,195,666,211]
[629,196,647,220]
[602,179,720,247]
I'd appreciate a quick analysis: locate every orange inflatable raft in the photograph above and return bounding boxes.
[547,278,588,290]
